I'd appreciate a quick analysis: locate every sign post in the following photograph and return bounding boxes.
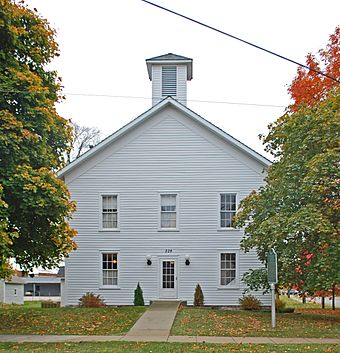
[267,249,277,328]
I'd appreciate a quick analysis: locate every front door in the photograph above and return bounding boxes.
[159,259,177,299]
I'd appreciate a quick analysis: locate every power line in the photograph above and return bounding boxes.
[141,0,340,84]
[0,89,286,108]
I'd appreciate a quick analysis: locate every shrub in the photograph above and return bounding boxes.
[41,300,60,308]
[194,283,204,306]
[78,292,105,307]
[134,282,145,306]
[239,295,261,310]
[275,298,286,311]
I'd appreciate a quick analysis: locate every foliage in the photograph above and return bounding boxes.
[172,307,340,338]
[41,300,60,308]
[235,87,340,294]
[0,305,145,335]
[288,26,339,112]
[133,282,144,306]
[0,0,77,276]
[66,121,101,163]
[78,292,105,308]
[242,268,270,294]
[193,283,204,306]
[239,295,261,310]
[275,298,286,311]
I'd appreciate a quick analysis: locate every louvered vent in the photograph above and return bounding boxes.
[162,66,177,96]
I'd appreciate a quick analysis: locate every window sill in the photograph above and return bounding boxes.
[157,229,180,232]
[217,285,240,290]
[217,228,239,232]
[99,286,120,290]
[99,229,120,232]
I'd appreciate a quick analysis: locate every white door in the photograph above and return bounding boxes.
[159,259,178,299]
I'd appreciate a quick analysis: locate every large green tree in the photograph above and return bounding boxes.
[0,0,76,277]
[235,28,340,294]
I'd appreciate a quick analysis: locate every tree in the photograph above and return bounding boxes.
[133,282,145,306]
[288,26,339,112]
[235,88,339,295]
[234,28,340,295]
[0,0,76,277]
[66,122,101,164]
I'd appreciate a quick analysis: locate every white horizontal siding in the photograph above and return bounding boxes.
[65,107,269,306]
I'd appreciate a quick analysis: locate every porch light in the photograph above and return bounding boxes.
[146,255,152,266]
[185,255,190,266]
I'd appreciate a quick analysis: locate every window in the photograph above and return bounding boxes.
[102,195,118,229]
[220,253,236,286]
[162,66,177,96]
[160,194,177,229]
[220,193,237,228]
[102,253,118,286]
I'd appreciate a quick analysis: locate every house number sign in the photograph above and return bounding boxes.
[165,249,173,253]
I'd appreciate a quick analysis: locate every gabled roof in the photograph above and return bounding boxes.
[58,97,271,178]
[146,53,192,61]
[146,53,193,80]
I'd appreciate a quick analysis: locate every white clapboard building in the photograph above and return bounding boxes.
[59,54,271,306]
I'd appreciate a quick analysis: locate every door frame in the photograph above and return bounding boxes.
[158,256,178,299]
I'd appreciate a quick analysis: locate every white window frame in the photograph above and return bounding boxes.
[217,250,239,289]
[218,192,238,230]
[99,250,120,289]
[158,192,179,231]
[99,194,120,231]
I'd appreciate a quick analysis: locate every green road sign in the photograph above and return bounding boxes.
[267,249,277,284]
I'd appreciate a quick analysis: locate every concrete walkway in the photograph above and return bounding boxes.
[0,334,339,344]
[124,300,181,341]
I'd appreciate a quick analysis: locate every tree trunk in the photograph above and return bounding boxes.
[321,296,325,309]
[332,284,335,311]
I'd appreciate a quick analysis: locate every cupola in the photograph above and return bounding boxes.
[146,53,193,106]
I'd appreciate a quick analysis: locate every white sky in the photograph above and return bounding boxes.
[25,0,339,158]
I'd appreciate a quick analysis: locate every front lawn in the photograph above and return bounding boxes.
[0,306,145,335]
[172,307,340,338]
[0,342,339,353]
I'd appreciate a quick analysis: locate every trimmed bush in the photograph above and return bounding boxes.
[194,283,204,306]
[239,295,261,310]
[134,282,145,306]
[78,292,105,307]
[41,300,60,308]
[275,298,286,311]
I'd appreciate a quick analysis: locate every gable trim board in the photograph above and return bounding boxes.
[61,97,271,306]
[59,97,271,180]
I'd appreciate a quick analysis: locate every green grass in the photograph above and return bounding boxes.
[0,342,339,353]
[281,295,332,309]
[23,301,42,308]
[0,306,145,335]
[172,307,340,338]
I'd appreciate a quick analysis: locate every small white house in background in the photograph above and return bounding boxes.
[0,276,25,305]
[59,53,271,306]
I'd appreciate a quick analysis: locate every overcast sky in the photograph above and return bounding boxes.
[25,0,339,158]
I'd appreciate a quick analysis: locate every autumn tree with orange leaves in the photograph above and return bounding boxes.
[235,27,340,298]
[288,26,340,112]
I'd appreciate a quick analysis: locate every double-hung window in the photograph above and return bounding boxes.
[220,253,236,286]
[101,195,118,229]
[220,193,237,228]
[160,194,177,229]
[102,253,118,286]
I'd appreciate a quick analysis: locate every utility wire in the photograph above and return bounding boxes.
[0,89,286,108]
[141,0,340,83]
